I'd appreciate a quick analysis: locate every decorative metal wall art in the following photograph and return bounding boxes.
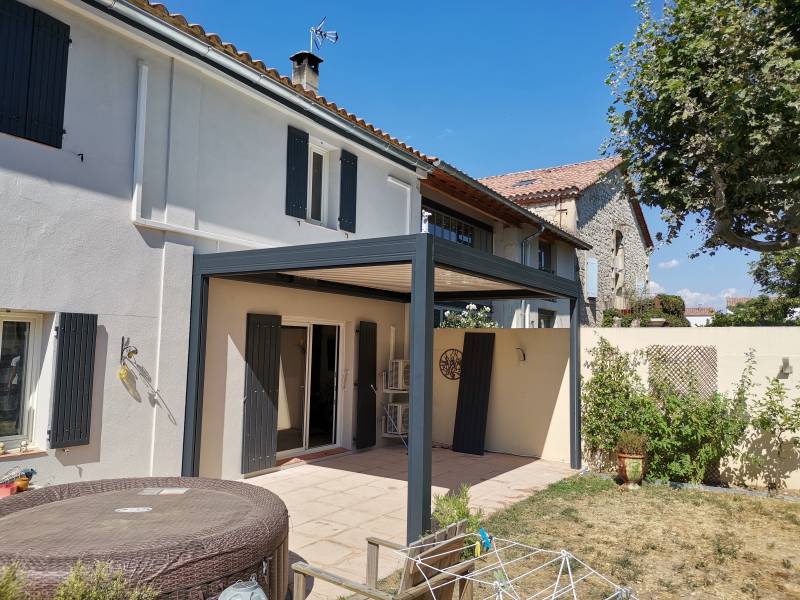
[439,348,463,380]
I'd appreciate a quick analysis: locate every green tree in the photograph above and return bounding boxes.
[607,0,800,253]
[749,248,800,298]
[708,295,800,326]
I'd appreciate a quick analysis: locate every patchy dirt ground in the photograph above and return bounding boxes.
[481,475,800,599]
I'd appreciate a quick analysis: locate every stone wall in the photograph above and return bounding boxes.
[574,170,651,325]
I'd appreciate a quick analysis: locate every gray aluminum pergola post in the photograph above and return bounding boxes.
[407,233,434,542]
[569,297,582,470]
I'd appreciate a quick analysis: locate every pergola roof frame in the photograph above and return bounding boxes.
[182,233,582,541]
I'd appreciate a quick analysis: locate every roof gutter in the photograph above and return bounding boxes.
[86,0,432,174]
[433,160,592,250]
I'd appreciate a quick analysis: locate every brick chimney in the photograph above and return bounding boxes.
[290,51,323,94]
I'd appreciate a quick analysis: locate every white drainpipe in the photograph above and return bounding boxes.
[519,225,546,328]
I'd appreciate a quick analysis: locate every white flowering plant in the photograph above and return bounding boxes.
[439,304,499,329]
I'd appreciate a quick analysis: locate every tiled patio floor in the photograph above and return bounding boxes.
[244,446,575,600]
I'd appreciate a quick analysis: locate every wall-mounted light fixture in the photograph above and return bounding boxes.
[779,357,793,378]
[515,347,526,362]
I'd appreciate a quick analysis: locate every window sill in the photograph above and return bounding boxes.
[0,448,47,461]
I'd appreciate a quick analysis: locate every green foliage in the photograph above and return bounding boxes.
[656,294,685,317]
[0,564,25,600]
[601,308,621,327]
[708,295,800,326]
[438,304,498,329]
[53,562,157,600]
[582,339,753,483]
[616,430,648,455]
[0,563,156,600]
[581,339,661,463]
[646,384,749,482]
[432,483,482,534]
[740,378,800,489]
[606,0,800,253]
[749,249,800,298]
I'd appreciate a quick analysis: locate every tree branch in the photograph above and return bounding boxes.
[709,167,800,252]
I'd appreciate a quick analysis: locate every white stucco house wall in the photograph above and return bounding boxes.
[481,157,654,326]
[0,0,588,485]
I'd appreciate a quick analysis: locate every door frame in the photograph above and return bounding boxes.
[277,317,344,460]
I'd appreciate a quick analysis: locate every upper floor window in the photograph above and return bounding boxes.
[538,309,556,328]
[308,145,329,224]
[286,126,357,232]
[0,0,70,148]
[538,241,554,273]
[422,200,493,253]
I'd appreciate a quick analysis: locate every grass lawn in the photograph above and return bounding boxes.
[478,474,800,599]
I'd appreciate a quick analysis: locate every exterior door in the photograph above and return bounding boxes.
[242,313,281,474]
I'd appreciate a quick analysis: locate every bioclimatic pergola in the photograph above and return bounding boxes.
[181,233,582,541]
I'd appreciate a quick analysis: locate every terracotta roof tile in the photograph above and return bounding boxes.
[685,307,716,317]
[479,157,624,202]
[726,296,755,308]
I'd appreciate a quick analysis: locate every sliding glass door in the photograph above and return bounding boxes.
[276,323,339,456]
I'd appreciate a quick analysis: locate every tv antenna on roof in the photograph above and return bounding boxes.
[309,17,339,53]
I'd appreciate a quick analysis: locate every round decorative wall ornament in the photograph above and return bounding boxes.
[439,349,463,380]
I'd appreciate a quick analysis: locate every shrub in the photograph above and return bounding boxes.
[616,431,647,455]
[581,339,661,467]
[439,304,498,329]
[655,294,685,316]
[432,483,482,534]
[601,308,621,327]
[582,338,754,483]
[53,562,157,600]
[646,384,749,482]
[739,378,800,490]
[0,564,25,600]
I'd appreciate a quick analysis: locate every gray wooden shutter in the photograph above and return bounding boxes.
[338,150,358,233]
[285,126,308,218]
[242,313,282,474]
[452,332,495,455]
[50,313,97,448]
[355,321,376,449]
[24,8,70,148]
[0,0,35,139]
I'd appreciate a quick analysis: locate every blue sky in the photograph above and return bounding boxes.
[164,0,758,308]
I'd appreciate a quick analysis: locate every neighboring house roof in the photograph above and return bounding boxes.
[97,1,592,251]
[428,161,592,250]
[480,157,624,202]
[685,307,716,317]
[480,157,654,249]
[726,296,755,308]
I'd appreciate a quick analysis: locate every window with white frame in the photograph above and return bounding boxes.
[0,314,41,448]
[538,309,556,328]
[307,145,329,224]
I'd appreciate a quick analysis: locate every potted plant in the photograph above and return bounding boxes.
[616,430,647,488]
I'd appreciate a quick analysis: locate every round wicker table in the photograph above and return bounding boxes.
[0,477,289,600]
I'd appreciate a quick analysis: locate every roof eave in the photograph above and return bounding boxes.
[432,160,592,251]
[83,0,433,173]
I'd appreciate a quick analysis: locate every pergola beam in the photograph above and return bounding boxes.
[181,233,584,539]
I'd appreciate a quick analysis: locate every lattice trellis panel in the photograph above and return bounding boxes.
[647,345,718,399]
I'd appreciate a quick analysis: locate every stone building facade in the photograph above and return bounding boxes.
[481,157,653,326]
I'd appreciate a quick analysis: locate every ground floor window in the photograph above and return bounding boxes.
[0,314,40,448]
[538,309,556,329]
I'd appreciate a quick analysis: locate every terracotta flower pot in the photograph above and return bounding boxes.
[617,453,645,488]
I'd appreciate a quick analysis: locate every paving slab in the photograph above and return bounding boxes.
[243,446,574,600]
